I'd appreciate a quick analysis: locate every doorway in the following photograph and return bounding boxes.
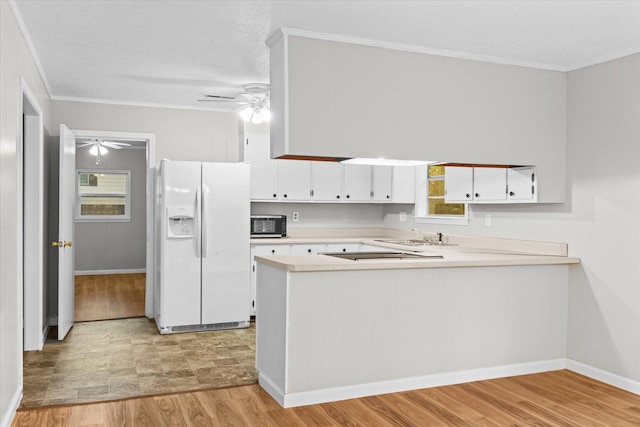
[69,130,156,324]
[73,137,150,322]
[21,78,46,351]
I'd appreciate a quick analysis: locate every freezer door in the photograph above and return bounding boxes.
[158,160,202,327]
[201,162,251,324]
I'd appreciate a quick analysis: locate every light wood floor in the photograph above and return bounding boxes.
[75,274,146,322]
[13,370,640,426]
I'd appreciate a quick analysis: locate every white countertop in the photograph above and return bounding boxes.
[254,238,581,272]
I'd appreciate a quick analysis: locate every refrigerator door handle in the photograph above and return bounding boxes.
[202,186,208,258]
[195,187,201,257]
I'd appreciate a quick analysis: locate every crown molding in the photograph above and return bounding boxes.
[565,46,640,72]
[51,95,236,113]
[7,0,53,97]
[272,27,568,72]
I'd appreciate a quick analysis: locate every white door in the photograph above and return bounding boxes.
[278,160,311,201]
[57,125,76,340]
[158,160,201,328]
[507,167,536,201]
[343,164,372,201]
[201,162,250,325]
[371,166,393,202]
[245,133,279,200]
[444,166,474,202]
[473,168,507,201]
[311,162,342,201]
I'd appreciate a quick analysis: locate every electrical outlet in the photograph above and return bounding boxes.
[292,211,299,222]
[399,212,407,222]
[485,214,492,227]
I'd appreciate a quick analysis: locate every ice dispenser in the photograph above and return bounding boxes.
[167,206,195,238]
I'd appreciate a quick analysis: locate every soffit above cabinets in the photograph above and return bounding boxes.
[10,1,640,109]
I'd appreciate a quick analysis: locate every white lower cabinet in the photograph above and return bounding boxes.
[251,242,389,315]
[324,243,362,253]
[290,244,327,255]
[250,245,290,315]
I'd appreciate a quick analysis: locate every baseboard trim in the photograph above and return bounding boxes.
[264,358,566,408]
[75,269,146,276]
[567,359,640,395]
[1,386,22,427]
[258,373,286,407]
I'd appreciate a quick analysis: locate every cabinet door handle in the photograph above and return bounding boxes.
[336,195,340,199]
[307,249,311,253]
[271,249,275,254]
[509,191,515,196]
[475,193,479,198]
[465,193,471,198]
[346,195,350,199]
[273,194,277,198]
[283,194,288,198]
[386,195,390,199]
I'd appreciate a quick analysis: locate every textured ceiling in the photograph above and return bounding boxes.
[11,0,640,110]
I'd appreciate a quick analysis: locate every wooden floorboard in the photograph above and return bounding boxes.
[13,370,640,427]
[74,273,146,322]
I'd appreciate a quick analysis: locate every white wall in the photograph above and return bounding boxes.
[75,148,147,272]
[0,2,52,426]
[51,100,240,163]
[384,53,640,384]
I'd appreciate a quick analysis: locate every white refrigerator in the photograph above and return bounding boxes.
[155,160,250,333]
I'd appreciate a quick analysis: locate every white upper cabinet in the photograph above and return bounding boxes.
[311,162,342,201]
[445,166,536,204]
[372,166,393,202]
[343,164,372,201]
[391,166,415,204]
[278,160,311,201]
[268,30,566,203]
[473,168,507,202]
[245,133,279,201]
[507,167,536,201]
[444,167,474,202]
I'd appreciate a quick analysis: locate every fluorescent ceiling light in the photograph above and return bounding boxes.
[341,158,434,166]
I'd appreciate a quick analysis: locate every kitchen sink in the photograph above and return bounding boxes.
[374,239,456,247]
[323,251,443,261]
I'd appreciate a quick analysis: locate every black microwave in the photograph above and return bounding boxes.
[250,215,287,238]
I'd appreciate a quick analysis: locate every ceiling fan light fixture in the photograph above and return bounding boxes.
[239,106,254,122]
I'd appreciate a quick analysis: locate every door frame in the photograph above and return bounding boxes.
[20,77,46,351]
[71,129,156,318]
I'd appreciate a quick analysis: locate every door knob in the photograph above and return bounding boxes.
[51,241,62,247]
[63,241,72,247]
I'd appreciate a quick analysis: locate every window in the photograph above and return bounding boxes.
[76,170,131,222]
[414,164,468,225]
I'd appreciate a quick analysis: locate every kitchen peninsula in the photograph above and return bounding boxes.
[254,231,580,408]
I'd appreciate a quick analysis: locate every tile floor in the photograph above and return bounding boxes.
[21,318,257,408]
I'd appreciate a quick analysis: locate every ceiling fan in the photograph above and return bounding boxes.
[199,83,271,124]
[77,138,132,164]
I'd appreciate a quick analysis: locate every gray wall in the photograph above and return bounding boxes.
[51,100,240,163]
[384,53,640,383]
[1,2,53,423]
[75,148,147,272]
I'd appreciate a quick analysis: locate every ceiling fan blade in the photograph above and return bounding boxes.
[202,94,236,100]
[198,98,249,103]
[77,142,94,147]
